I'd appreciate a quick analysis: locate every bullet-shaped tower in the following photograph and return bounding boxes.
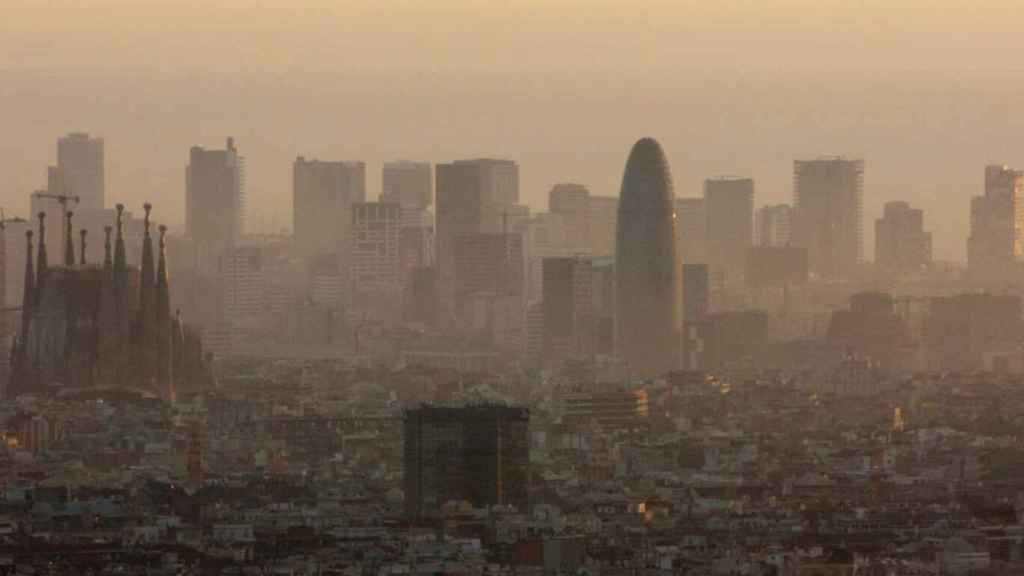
[615,138,681,377]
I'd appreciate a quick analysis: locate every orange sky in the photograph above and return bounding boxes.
[4,1,1024,261]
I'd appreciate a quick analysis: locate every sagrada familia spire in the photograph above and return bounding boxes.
[9,204,209,399]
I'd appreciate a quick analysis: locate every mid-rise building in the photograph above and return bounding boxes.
[875,201,931,274]
[403,405,529,518]
[382,160,432,209]
[453,232,525,351]
[681,263,709,369]
[793,157,864,278]
[756,204,793,247]
[704,177,754,286]
[968,164,1024,274]
[220,245,264,327]
[186,138,246,264]
[351,202,402,295]
[542,256,594,366]
[309,254,345,310]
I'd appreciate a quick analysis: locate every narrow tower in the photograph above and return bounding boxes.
[20,231,34,342]
[64,211,75,267]
[35,213,47,305]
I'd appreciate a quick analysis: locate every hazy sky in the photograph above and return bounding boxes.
[5,1,1024,260]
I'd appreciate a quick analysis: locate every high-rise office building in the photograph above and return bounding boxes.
[549,183,591,253]
[793,157,864,278]
[674,197,706,265]
[293,157,366,267]
[616,138,681,377]
[542,256,594,366]
[587,195,618,257]
[435,158,520,309]
[875,201,931,274]
[351,201,402,295]
[48,133,105,211]
[968,165,1024,273]
[186,138,246,263]
[704,177,754,284]
[756,204,793,247]
[403,405,529,519]
[382,161,432,209]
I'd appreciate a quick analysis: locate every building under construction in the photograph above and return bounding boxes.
[403,404,529,519]
[9,204,209,399]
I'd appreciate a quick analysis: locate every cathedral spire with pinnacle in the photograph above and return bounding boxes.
[64,211,75,267]
[35,212,47,305]
[21,230,34,342]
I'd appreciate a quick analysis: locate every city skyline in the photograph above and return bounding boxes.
[7,67,1024,262]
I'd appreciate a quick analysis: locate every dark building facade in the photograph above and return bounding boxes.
[542,256,595,367]
[10,205,209,399]
[403,405,529,519]
[615,138,681,377]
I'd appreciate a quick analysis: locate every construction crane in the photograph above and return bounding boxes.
[0,209,27,231]
[31,191,79,264]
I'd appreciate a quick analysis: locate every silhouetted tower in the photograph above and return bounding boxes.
[113,204,130,384]
[35,213,47,306]
[615,138,681,376]
[79,229,87,266]
[156,225,171,393]
[103,226,112,269]
[20,231,34,343]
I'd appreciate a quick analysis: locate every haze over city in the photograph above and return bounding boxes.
[9,2,1024,574]
[6,1,1024,260]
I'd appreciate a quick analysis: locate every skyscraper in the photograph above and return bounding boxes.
[704,177,754,285]
[674,197,706,265]
[615,138,681,377]
[793,157,864,278]
[382,160,432,209]
[875,201,932,274]
[49,133,105,211]
[968,165,1024,274]
[186,138,245,264]
[756,204,793,247]
[292,157,366,283]
[435,158,520,310]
